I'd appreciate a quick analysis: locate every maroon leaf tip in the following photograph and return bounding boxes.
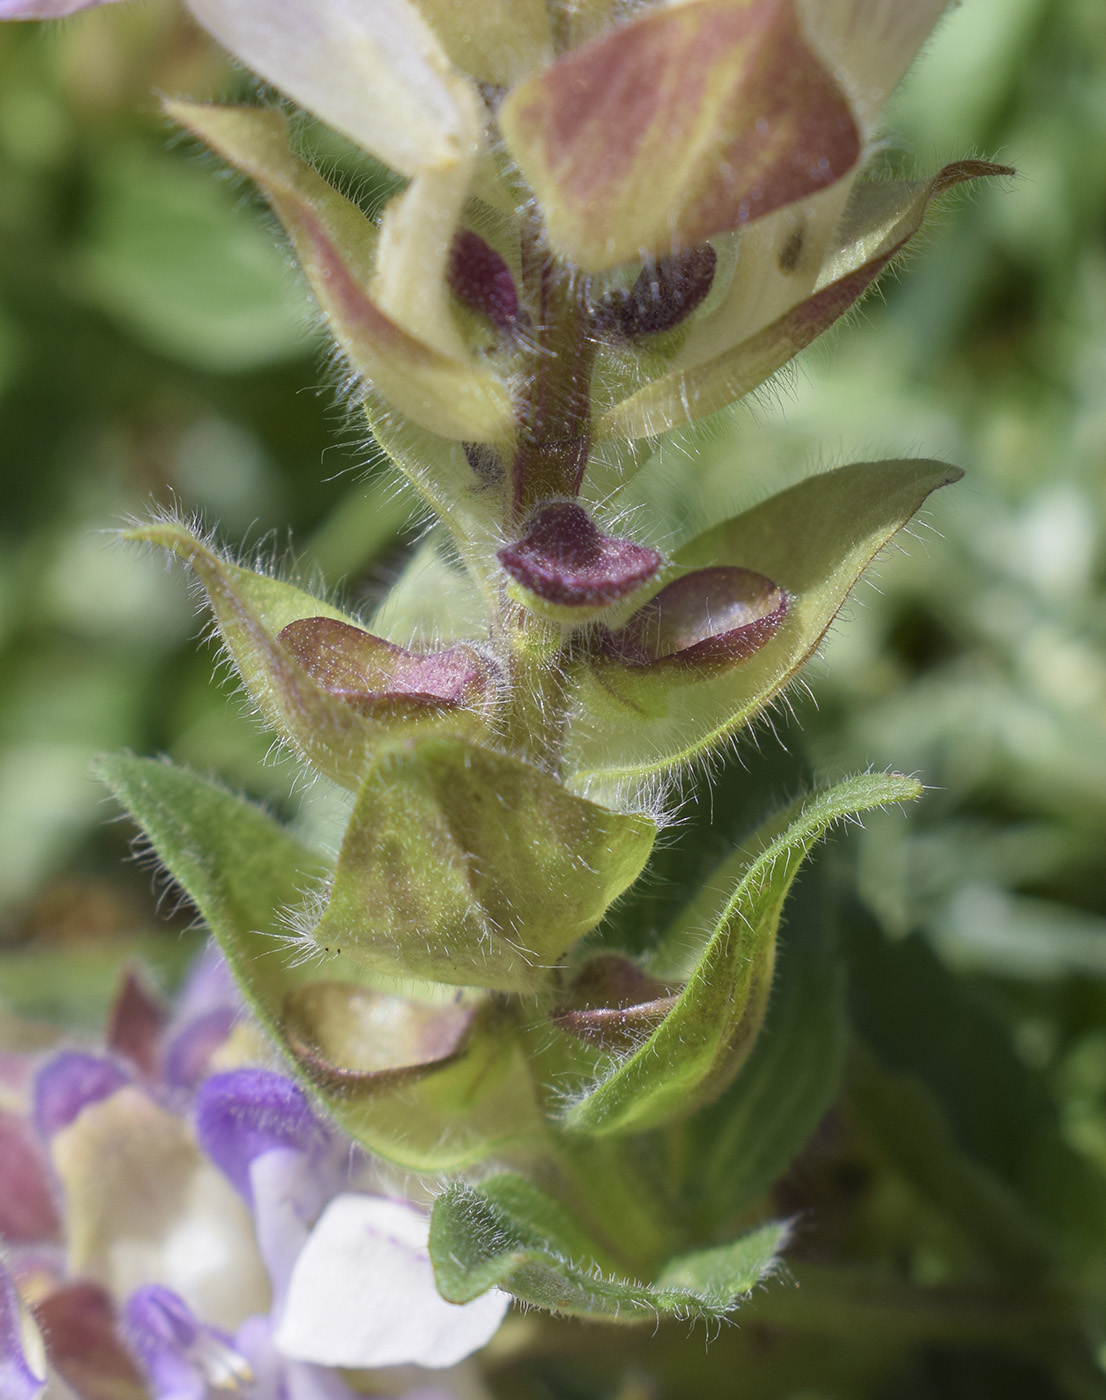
[278,617,492,715]
[603,566,787,670]
[498,502,663,608]
[106,968,168,1080]
[551,954,678,1052]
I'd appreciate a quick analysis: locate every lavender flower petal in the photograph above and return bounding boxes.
[236,1314,358,1400]
[276,1194,509,1369]
[0,1261,45,1400]
[0,0,119,15]
[124,1285,252,1400]
[162,1007,238,1093]
[34,1053,129,1140]
[194,1069,328,1203]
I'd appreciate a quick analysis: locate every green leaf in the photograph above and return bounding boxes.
[430,1172,788,1321]
[680,860,847,1227]
[93,753,541,1171]
[92,752,330,1023]
[75,141,315,372]
[365,398,503,570]
[566,459,960,793]
[846,914,1106,1269]
[310,736,657,993]
[563,773,920,1136]
[127,519,492,790]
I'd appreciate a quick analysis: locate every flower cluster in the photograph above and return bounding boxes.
[0,956,506,1398]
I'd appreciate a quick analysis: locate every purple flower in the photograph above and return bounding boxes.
[0,956,507,1399]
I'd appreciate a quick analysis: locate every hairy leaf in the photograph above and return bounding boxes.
[128,520,492,790]
[562,772,920,1135]
[430,1173,788,1321]
[167,102,511,442]
[93,754,540,1170]
[500,0,860,270]
[310,736,657,992]
[680,861,847,1226]
[567,459,960,792]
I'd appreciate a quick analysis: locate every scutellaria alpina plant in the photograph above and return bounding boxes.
[2,0,1018,1367]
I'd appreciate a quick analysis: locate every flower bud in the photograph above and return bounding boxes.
[498,501,663,614]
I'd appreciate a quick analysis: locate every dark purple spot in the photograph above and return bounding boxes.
[594,244,717,338]
[448,228,521,331]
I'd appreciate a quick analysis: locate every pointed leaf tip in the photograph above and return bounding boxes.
[564,772,922,1135]
[430,1173,788,1321]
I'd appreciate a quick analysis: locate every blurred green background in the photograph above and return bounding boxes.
[0,0,416,1015]
[0,1,1104,1388]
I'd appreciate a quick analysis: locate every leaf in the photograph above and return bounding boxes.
[680,859,847,1227]
[598,160,1011,439]
[92,753,330,1027]
[412,0,552,86]
[365,398,504,563]
[93,754,541,1171]
[127,519,492,790]
[562,773,920,1136]
[429,1173,788,1321]
[166,102,512,443]
[567,459,960,792]
[846,914,1106,1268]
[310,736,657,993]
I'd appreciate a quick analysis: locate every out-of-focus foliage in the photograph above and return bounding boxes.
[0,1,410,1004]
[1,0,1105,1394]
